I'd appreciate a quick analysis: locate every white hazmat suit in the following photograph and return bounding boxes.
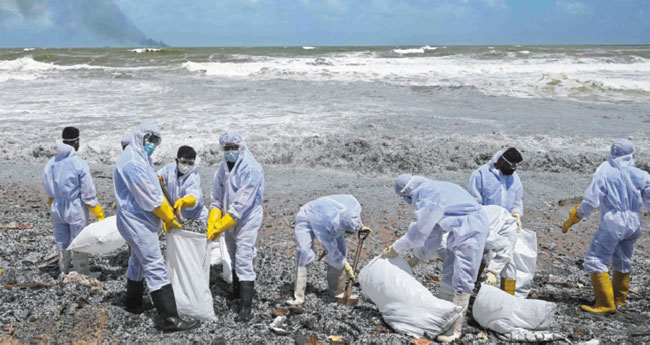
[469,151,524,216]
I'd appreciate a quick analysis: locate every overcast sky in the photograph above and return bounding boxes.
[1,0,649,47]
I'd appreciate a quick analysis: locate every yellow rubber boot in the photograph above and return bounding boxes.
[612,271,630,307]
[581,272,616,314]
[500,278,516,295]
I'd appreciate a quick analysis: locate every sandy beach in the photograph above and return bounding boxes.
[1,162,649,344]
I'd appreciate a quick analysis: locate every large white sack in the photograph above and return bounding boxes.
[166,229,216,321]
[358,255,463,338]
[210,236,233,284]
[66,216,126,254]
[472,284,556,335]
[513,228,537,297]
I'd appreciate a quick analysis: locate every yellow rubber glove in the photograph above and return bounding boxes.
[48,197,53,208]
[382,245,399,259]
[208,213,236,240]
[484,271,498,286]
[512,212,522,230]
[562,204,581,233]
[206,208,222,235]
[152,199,182,233]
[158,175,164,184]
[408,256,420,268]
[87,204,105,221]
[173,195,196,212]
[343,262,356,280]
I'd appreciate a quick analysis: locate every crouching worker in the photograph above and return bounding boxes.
[158,145,209,223]
[43,126,104,276]
[207,131,264,322]
[480,205,518,295]
[286,195,367,305]
[383,174,490,343]
[114,122,199,332]
[562,139,650,314]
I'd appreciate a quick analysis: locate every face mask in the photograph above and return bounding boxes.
[177,163,192,175]
[343,230,355,237]
[225,150,239,163]
[143,142,156,156]
[500,166,515,176]
[404,196,413,205]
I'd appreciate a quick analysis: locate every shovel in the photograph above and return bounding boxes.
[159,179,184,223]
[338,227,372,305]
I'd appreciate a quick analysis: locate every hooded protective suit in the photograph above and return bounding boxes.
[158,157,209,223]
[469,151,524,216]
[114,122,169,292]
[394,175,490,294]
[210,131,264,281]
[578,139,650,273]
[295,195,362,269]
[43,140,100,251]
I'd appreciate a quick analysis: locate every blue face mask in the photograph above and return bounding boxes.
[404,196,413,205]
[143,142,156,156]
[225,150,239,163]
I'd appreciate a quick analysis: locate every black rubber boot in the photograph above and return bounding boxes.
[232,269,240,299]
[235,281,254,322]
[125,279,144,314]
[150,284,201,332]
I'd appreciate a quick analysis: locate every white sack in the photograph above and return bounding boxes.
[210,236,233,284]
[472,284,556,335]
[513,228,537,297]
[358,255,462,338]
[166,229,216,320]
[67,216,126,254]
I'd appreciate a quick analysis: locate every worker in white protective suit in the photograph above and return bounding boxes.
[158,145,209,223]
[43,126,104,276]
[480,205,519,295]
[469,148,524,230]
[207,131,264,323]
[286,195,369,305]
[114,122,199,332]
[562,139,650,314]
[383,174,490,343]
[435,205,519,295]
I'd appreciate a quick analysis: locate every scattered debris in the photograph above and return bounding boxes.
[410,338,432,345]
[269,315,290,335]
[0,224,32,230]
[288,305,304,315]
[62,272,102,291]
[272,308,288,317]
[2,282,56,289]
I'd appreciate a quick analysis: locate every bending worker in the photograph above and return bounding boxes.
[435,205,519,294]
[158,145,209,223]
[114,122,199,332]
[563,139,650,314]
[469,148,524,229]
[383,174,490,343]
[207,131,264,323]
[286,195,367,305]
[43,126,104,276]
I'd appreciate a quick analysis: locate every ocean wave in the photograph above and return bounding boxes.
[180,54,650,102]
[302,46,316,50]
[129,48,162,53]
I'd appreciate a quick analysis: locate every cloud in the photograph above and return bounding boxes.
[556,0,592,16]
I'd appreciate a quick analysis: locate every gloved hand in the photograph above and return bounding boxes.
[408,256,420,268]
[48,197,53,208]
[173,195,196,212]
[484,271,498,286]
[158,175,164,184]
[512,212,522,230]
[152,199,182,233]
[208,213,236,240]
[343,262,356,281]
[206,208,222,233]
[562,204,581,233]
[382,245,399,259]
[87,204,105,221]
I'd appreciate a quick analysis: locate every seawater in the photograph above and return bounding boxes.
[1,45,649,174]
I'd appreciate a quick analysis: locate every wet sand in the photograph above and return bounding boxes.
[0,163,649,344]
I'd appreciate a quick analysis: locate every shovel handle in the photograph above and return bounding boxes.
[159,179,184,223]
[343,228,371,304]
